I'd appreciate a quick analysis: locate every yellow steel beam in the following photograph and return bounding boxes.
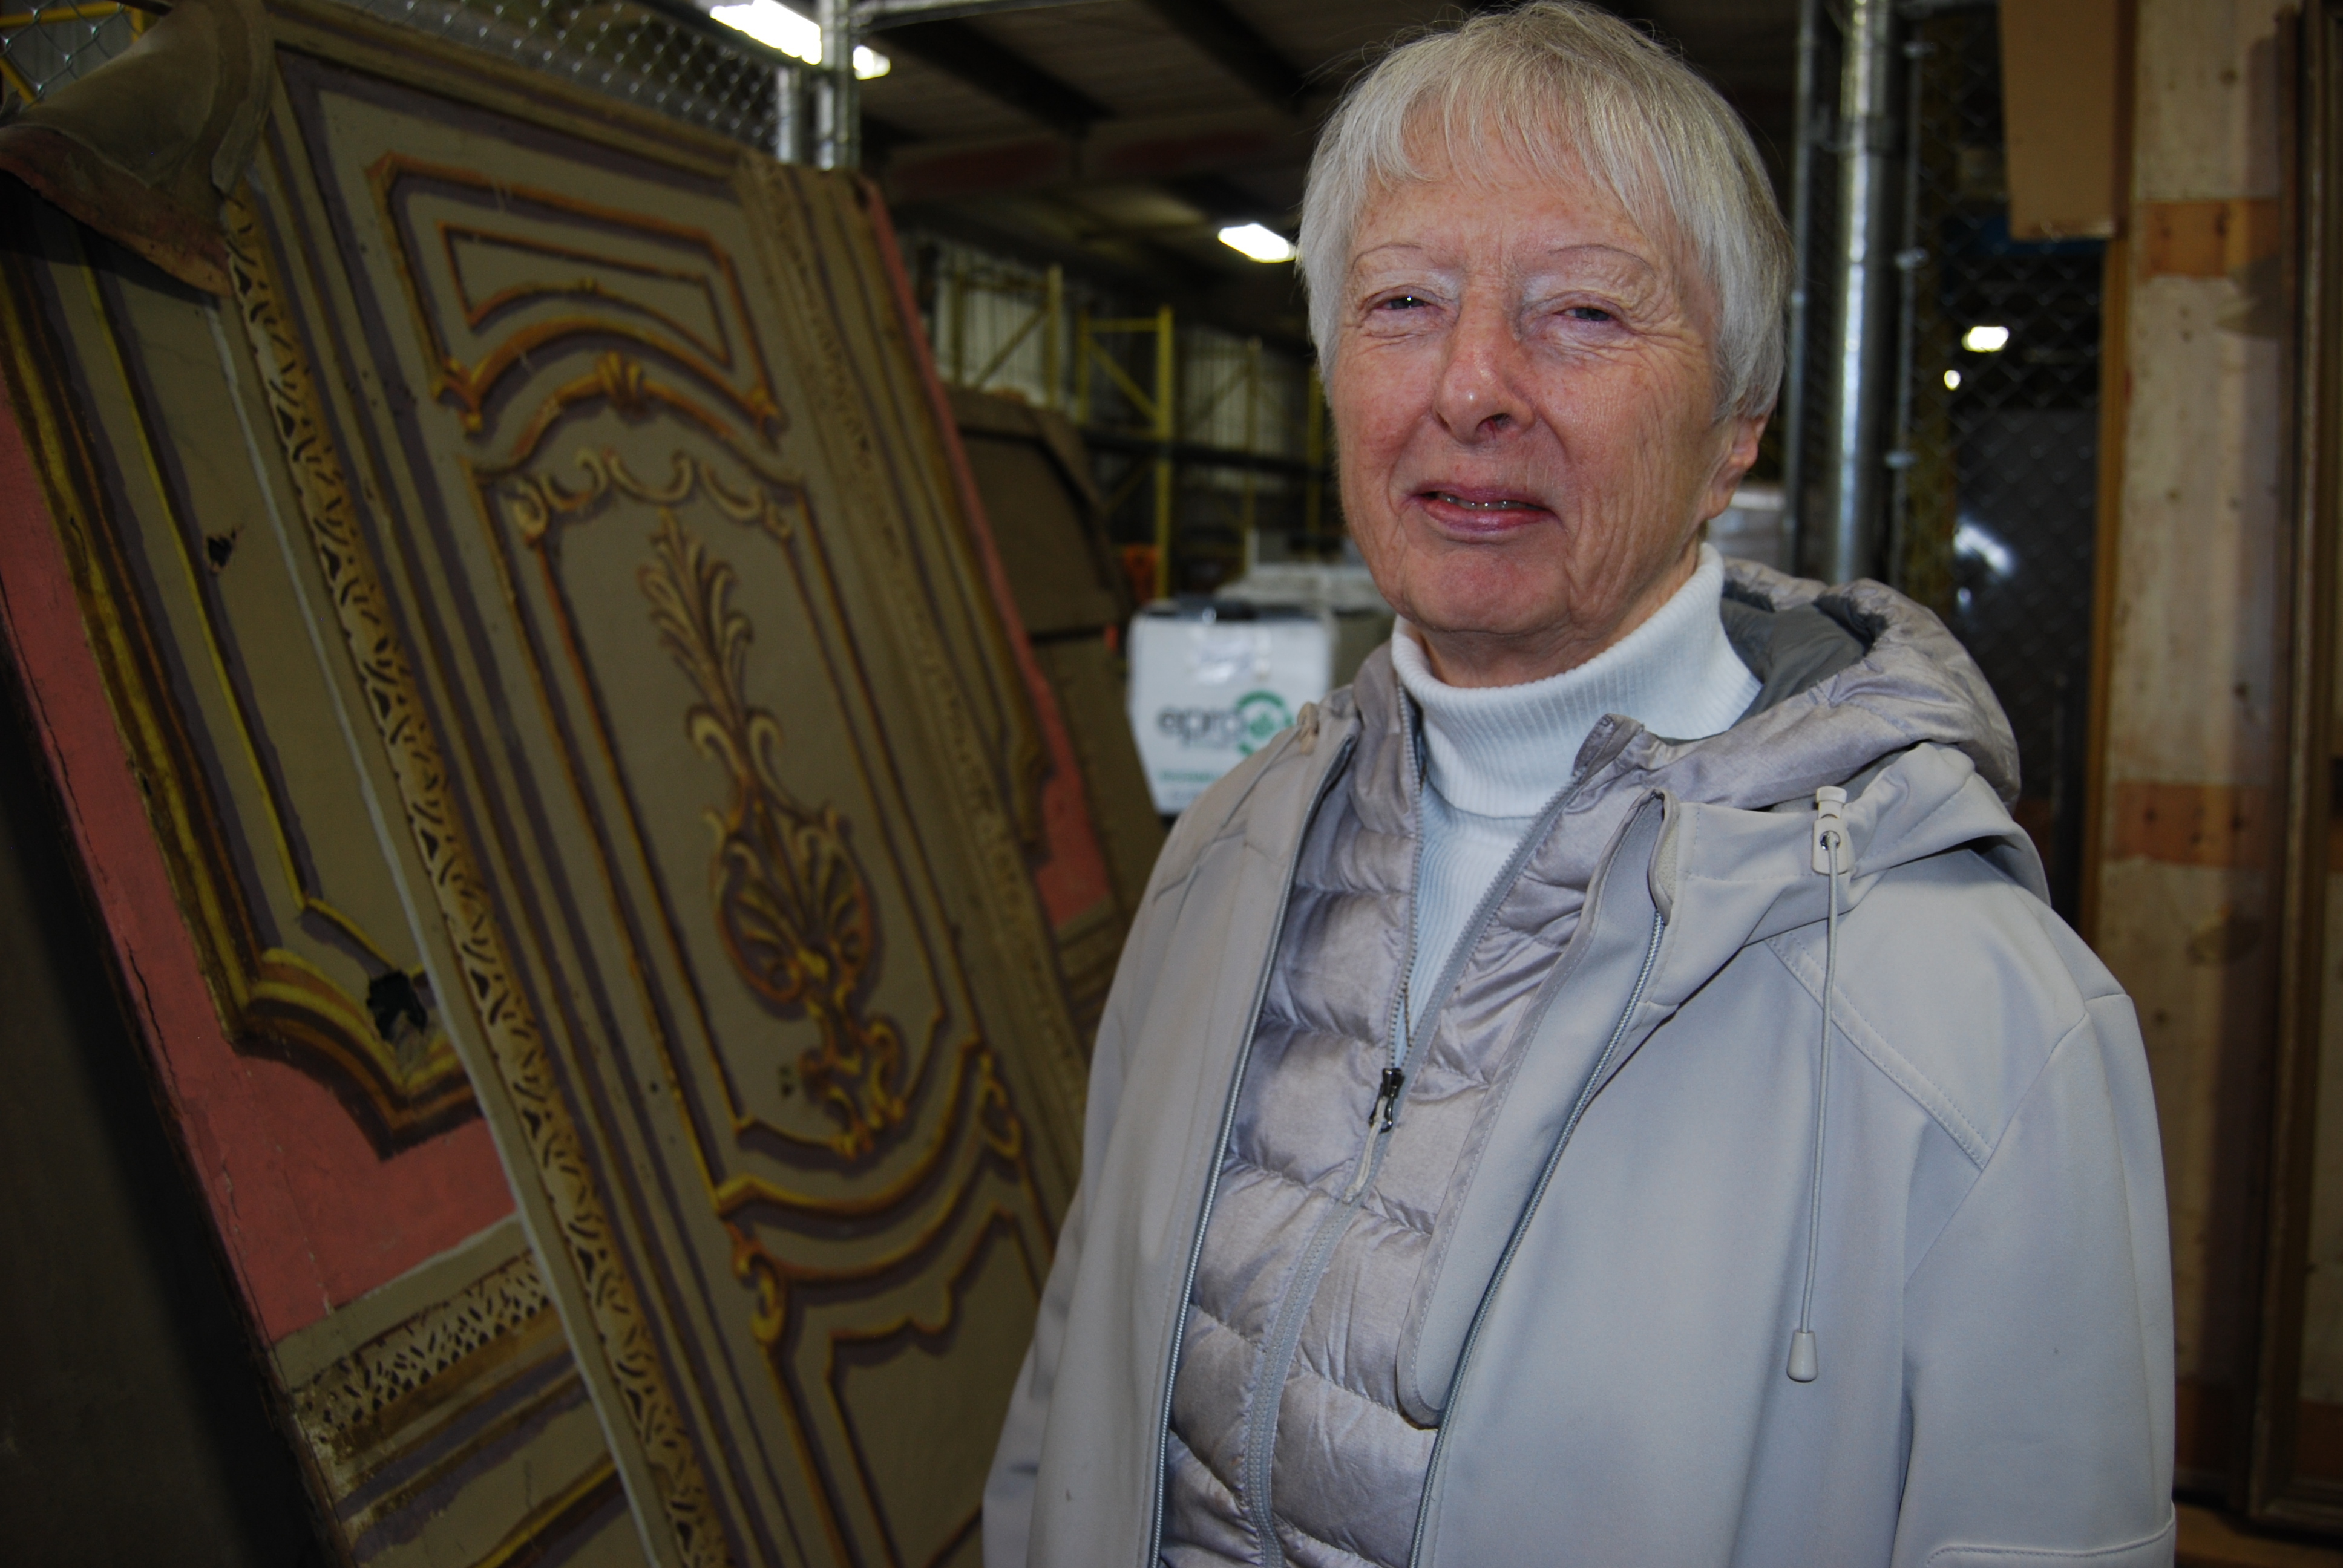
[1304,363,1326,546]
[1086,338,1158,425]
[0,50,36,104]
[1152,303,1173,598]
[1075,310,1093,419]
[1101,453,1155,517]
[0,2,128,26]
[1042,264,1062,410]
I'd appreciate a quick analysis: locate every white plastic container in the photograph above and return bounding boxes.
[1127,601,1333,814]
[1219,561,1396,690]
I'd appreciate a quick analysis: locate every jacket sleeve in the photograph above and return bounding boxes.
[981,803,1205,1566]
[981,718,1325,1565]
[982,1177,1087,1568]
[1891,991,2175,1567]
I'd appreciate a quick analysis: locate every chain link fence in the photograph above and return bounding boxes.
[1890,1,2104,915]
[0,1,140,105]
[1,0,789,151]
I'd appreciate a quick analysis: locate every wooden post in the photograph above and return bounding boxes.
[1043,264,1063,412]
[1152,304,1175,599]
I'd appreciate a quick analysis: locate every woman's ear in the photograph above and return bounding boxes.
[1698,413,1768,523]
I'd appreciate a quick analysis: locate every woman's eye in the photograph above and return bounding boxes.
[1562,305,1617,324]
[1375,294,1432,312]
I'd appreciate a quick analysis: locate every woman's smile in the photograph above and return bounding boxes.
[1416,486,1555,534]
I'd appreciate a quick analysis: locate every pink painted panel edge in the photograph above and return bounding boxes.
[0,344,514,1345]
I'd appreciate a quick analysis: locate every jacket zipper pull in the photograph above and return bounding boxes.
[1811,785,1849,874]
[1342,1069,1408,1203]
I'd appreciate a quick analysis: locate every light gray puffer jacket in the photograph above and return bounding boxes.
[986,564,2175,1568]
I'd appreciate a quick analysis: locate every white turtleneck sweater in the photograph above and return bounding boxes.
[1389,544,1759,1028]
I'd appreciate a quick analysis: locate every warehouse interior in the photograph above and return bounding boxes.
[0,0,2330,1563]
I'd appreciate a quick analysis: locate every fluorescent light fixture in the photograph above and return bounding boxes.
[1961,324,2010,353]
[1217,223,1296,264]
[1942,368,1962,390]
[709,0,892,77]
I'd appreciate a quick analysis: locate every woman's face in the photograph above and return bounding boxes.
[1328,141,1765,688]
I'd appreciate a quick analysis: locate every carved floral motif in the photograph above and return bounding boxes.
[638,509,909,1160]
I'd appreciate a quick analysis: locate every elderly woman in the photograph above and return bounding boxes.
[986,7,2173,1566]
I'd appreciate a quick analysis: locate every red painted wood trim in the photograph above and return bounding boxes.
[0,354,511,1345]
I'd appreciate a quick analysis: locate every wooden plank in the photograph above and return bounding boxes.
[2080,0,2136,949]
[2100,0,2293,1510]
[2111,780,2274,864]
[2002,0,2125,239]
[2145,198,2285,276]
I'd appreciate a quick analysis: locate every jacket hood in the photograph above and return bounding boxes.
[1699,558,2019,806]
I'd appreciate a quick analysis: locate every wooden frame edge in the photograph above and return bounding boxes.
[2080,0,2137,951]
[2249,0,2343,1531]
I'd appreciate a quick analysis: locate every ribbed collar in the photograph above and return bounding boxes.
[1390,544,1760,818]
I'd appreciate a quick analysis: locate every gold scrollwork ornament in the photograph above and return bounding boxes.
[640,512,908,1160]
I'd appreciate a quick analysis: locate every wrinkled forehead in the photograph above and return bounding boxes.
[1357,90,1709,302]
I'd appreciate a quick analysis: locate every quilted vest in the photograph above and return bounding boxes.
[1161,681,1610,1568]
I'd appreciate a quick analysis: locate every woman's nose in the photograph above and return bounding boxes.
[1431,299,1532,441]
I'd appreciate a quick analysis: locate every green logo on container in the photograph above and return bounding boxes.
[1233,690,1294,755]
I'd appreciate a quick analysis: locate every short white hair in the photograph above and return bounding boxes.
[1298,1,1791,420]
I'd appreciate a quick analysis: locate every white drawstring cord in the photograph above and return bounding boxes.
[1790,786,1848,1384]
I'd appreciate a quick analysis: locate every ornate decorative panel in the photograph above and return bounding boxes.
[0,179,628,1568]
[205,5,1093,1564]
[0,174,472,1152]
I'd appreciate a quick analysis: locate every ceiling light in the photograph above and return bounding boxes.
[1942,368,1961,390]
[1217,223,1296,264]
[1961,324,2010,353]
[709,0,891,77]
[1954,518,2014,577]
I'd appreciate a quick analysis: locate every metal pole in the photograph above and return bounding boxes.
[773,64,802,162]
[1780,0,1823,576]
[1883,30,1933,595]
[1824,0,1898,584]
[817,0,860,169]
